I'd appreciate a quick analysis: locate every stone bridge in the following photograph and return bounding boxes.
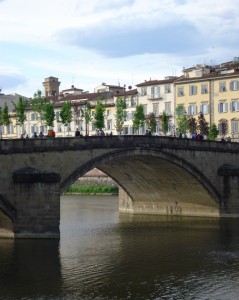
[0,136,238,238]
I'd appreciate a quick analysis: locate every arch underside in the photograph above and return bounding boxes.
[0,195,15,238]
[62,149,221,217]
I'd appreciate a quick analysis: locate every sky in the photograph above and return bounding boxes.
[0,0,238,97]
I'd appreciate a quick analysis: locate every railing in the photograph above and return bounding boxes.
[147,94,163,100]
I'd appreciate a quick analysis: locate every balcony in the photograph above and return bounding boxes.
[147,94,163,100]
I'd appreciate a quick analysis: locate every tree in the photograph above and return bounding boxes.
[208,123,219,140]
[115,96,127,134]
[133,104,145,134]
[0,107,3,139]
[161,111,168,135]
[12,97,28,135]
[94,99,105,130]
[188,116,197,135]
[197,112,209,135]
[218,119,228,138]
[31,90,47,125]
[43,102,55,128]
[60,101,73,136]
[146,112,157,134]
[80,102,91,135]
[176,104,187,135]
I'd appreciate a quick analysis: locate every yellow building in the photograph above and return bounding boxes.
[174,59,239,140]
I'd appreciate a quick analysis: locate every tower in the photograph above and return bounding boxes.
[42,76,61,97]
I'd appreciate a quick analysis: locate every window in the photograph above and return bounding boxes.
[152,103,159,116]
[107,120,112,130]
[188,104,197,115]
[125,100,130,108]
[40,125,47,134]
[143,104,147,115]
[219,82,226,92]
[57,123,62,132]
[7,124,14,134]
[151,86,160,98]
[165,102,171,115]
[123,126,129,135]
[141,87,147,96]
[91,111,95,117]
[218,119,228,136]
[231,100,239,112]
[201,84,208,94]
[231,119,239,134]
[31,125,38,134]
[189,85,197,95]
[164,84,171,93]
[56,111,60,121]
[106,109,111,116]
[131,97,137,107]
[200,103,209,115]
[230,80,239,91]
[31,113,37,121]
[177,87,184,96]
[218,101,228,113]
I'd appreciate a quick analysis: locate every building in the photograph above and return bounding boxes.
[135,76,178,135]
[42,76,61,97]
[174,58,239,140]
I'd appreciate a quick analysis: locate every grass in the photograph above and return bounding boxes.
[65,184,119,195]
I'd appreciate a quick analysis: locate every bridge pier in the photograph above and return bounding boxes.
[13,168,61,238]
[218,164,239,217]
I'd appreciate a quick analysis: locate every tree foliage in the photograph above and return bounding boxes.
[197,112,209,135]
[60,101,73,136]
[161,111,168,135]
[80,101,91,135]
[188,116,197,134]
[2,103,11,127]
[115,96,127,134]
[60,101,72,126]
[218,119,228,137]
[176,104,186,134]
[31,90,47,124]
[146,112,157,133]
[133,104,145,133]
[43,102,55,127]
[94,99,106,130]
[208,123,219,140]
[12,97,28,127]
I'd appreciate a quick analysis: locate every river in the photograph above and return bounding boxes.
[1,195,239,300]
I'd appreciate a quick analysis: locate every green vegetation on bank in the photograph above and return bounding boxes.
[66,184,118,195]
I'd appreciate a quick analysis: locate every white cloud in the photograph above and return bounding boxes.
[0,0,238,96]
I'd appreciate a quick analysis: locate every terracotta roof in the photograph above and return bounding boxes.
[174,70,239,83]
[114,88,138,96]
[136,78,178,87]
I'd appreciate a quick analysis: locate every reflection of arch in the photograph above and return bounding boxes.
[60,148,221,207]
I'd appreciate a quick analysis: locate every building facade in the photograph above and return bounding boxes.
[175,59,239,140]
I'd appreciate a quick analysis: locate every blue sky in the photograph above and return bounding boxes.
[0,0,238,97]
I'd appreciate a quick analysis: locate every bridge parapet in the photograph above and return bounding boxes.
[0,136,238,153]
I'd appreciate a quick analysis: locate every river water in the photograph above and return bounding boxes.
[1,195,239,300]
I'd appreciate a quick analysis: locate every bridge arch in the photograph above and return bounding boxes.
[0,194,16,238]
[60,148,221,217]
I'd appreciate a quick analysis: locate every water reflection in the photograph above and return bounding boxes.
[0,239,62,300]
[1,195,239,299]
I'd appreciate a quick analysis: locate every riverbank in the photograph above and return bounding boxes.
[65,169,119,195]
[65,184,118,195]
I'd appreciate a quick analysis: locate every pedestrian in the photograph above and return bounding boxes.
[39,132,44,138]
[75,129,80,137]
